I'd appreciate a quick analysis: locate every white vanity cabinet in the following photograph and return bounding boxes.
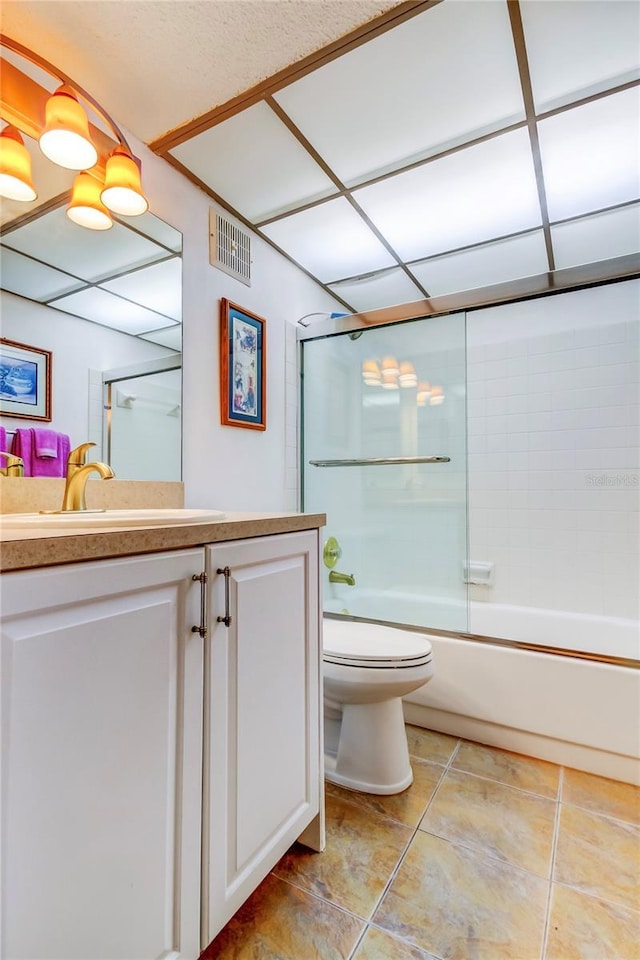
[202,530,323,945]
[1,549,205,960]
[0,522,324,960]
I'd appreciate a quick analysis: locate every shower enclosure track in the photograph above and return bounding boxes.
[309,456,450,467]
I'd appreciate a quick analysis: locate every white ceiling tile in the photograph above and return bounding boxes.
[171,101,337,222]
[51,287,179,335]
[0,246,85,300]
[101,257,182,321]
[552,204,640,270]
[538,87,640,222]
[138,326,183,352]
[274,0,525,186]
[410,230,549,297]
[4,207,169,282]
[329,267,423,312]
[119,211,182,252]
[354,129,542,261]
[520,0,640,113]
[260,197,396,281]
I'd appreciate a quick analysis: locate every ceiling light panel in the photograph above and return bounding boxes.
[538,87,640,222]
[121,211,182,252]
[51,287,179,335]
[171,101,337,222]
[328,267,424,313]
[4,207,169,282]
[552,204,640,270]
[274,1,524,186]
[354,129,542,261]
[260,197,396,281]
[410,230,549,297]
[100,257,182,321]
[520,0,640,113]
[0,246,85,300]
[138,326,182,351]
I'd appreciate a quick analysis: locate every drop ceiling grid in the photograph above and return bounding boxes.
[154,0,640,311]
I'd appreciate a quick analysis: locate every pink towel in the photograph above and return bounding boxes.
[0,426,7,452]
[11,428,70,477]
[33,428,59,458]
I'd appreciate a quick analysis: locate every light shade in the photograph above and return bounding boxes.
[101,146,149,216]
[67,172,113,230]
[39,85,98,171]
[0,125,37,201]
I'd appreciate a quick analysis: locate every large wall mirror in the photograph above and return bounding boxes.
[0,131,182,482]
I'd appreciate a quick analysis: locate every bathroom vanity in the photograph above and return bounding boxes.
[0,511,325,960]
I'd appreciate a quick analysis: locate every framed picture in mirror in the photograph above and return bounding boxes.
[219,299,266,430]
[0,338,52,421]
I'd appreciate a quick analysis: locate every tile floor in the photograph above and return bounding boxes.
[201,726,640,960]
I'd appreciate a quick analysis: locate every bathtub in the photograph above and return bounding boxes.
[324,588,639,661]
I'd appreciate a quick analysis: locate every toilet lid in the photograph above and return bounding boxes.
[323,619,432,668]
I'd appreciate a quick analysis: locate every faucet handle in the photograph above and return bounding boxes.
[0,452,25,477]
[67,442,96,467]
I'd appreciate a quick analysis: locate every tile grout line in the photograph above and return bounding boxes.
[345,737,463,960]
[362,740,463,919]
[447,763,561,802]
[540,766,564,960]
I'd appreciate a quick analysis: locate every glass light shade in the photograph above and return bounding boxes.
[39,85,98,170]
[67,172,113,230]
[430,385,445,406]
[0,126,37,201]
[381,356,399,376]
[362,359,381,385]
[101,147,149,216]
[399,361,417,387]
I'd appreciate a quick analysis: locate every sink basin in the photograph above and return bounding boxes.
[0,508,226,529]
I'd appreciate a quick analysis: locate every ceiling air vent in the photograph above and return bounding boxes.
[209,208,252,286]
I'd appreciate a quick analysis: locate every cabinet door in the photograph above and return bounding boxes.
[203,530,321,944]
[1,549,204,960]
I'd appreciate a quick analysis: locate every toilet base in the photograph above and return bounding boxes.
[324,697,414,795]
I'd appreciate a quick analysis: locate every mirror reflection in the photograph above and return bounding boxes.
[0,134,182,481]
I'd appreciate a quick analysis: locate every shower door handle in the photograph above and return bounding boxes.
[309,456,450,467]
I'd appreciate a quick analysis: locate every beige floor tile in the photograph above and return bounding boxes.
[325,759,444,829]
[563,767,640,825]
[405,725,459,765]
[353,925,438,959]
[374,831,548,960]
[419,767,556,877]
[273,792,413,919]
[545,883,640,960]
[201,873,364,959]
[453,740,560,799]
[554,804,640,913]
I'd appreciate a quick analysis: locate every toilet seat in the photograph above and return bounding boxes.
[323,620,432,669]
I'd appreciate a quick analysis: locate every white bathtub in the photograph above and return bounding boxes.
[324,588,639,661]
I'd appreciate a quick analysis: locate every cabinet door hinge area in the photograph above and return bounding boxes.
[191,572,208,638]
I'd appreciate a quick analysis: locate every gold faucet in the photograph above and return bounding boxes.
[61,443,115,511]
[329,570,356,586]
[0,452,24,477]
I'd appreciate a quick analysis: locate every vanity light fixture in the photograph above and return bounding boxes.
[0,124,37,201]
[0,38,148,229]
[39,84,98,170]
[398,361,417,388]
[67,171,113,230]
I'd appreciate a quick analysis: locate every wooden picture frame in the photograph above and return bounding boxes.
[219,299,266,430]
[0,337,52,421]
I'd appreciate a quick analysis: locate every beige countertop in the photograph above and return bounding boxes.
[0,512,326,572]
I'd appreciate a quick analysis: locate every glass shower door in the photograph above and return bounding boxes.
[302,312,468,633]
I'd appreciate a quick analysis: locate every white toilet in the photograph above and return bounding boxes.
[323,618,434,795]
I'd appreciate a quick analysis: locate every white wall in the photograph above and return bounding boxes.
[0,292,176,454]
[136,134,344,513]
[467,279,640,628]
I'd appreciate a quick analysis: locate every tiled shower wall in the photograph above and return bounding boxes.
[467,279,639,622]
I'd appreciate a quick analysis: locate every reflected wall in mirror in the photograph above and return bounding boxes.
[0,134,183,481]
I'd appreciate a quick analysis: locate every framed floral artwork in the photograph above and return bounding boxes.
[219,299,266,430]
[0,337,52,421]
